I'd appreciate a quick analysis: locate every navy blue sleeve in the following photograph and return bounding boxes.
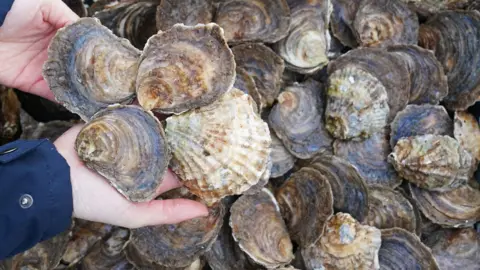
[0,0,14,26]
[0,139,73,260]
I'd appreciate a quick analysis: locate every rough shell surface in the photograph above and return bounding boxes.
[330,0,361,48]
[399,0,471,16]
[136,23,235,114]
[269,132,297,178]
[165,88,271,205]
[233,67,264,112]
[156,0,214,31]
[388,134,475,191]
[42,17,141,121]
[454,111,480,162]
[302,213,382,270]
[75,104,171,202]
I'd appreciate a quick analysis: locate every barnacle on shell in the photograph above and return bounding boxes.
[454,111,480,163]
[156,0,214,31]
[388,134,475,191]
[214,0,291,44]
[165,88,271,205]
[269,132,297,178]
[302,213,382,270]
[330,0,361,48]
[42,17,141,121]
[0,87,21,145]
[75,105,171,202]
[136,23,235,115]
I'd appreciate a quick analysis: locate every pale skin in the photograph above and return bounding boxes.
[0,0,209,228]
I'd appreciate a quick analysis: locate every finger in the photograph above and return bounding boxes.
[29,78,57,102]
[41,0,79,29]
[155,169,183,195]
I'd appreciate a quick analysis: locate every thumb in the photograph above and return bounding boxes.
[40,0,79,29]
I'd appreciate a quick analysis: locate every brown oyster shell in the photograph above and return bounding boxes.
[214,0,291,44]
[75,104,171,202]
[388,134,475,191]
[389,104,453,148]
[399,0,471,17]
[156,0,214,31]
[386,45,448,105]
[268,79,333,159]
[409,182,480,228]
[302,213,382,270]
[0,86,21,145]
[330,0,361,48]
[269,132,297,178]
[454,111,480,163]
[136,23,235,114]
[378,228,439,270]
[308,154,369,222]
[230,188,294,269]
[418,10,480,110]
[273,0,332,74]
[232,43,285,107]
[424,228,480,270]
[42,17,141,121]
[165,88,271,206]
[334,130,402,188]
[275,167,334,247]
[233,67,264,112]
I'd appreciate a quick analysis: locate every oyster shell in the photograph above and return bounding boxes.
[19,110,78,142]
[268,79,333,159]
[230,188,294,268]
[0,86,21,145]
[352,0,419,47]
[424,228,480,270]
[136,23,235,114]
[454,111,480,163]
[399,0,471,17]
[165,88,271,205]
[308,154,369,222]
[469,0,480,11]
[302,213,382,270]
[378,228,439,270]
[333,130,402,188]
[156,0,214,31]
[233,67,264,112]
[232,43,285,107]
[388,134,475,191]
[389,104,453,148]
[418,10,480,110]
[273,0,332,74]
[75,104,171,202]
[42,17,141,121]
[386,45,448,105]
[275,167,334,247]
[214,0,291,44]
[330,0,361,48]
[269,132,297,178]
[410,182,480,228]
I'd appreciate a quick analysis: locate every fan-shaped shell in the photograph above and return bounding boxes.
[42,17,141,121]
[233,67,264,112]
[136,23,235,114]
[75,104,171,202]
[165,88,271,205]
[388,134,475,191]
[269,132,297,178]
[214,0,291,44]
[454,111,480,163]
[156,0,214,31]
[269,79,333,159]
[330,0,361,48]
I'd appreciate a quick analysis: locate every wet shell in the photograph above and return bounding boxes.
[165,88,271,205]
[352,0,419,48]
[424,228,480,270]
[302,213,382,270]
[232,43,285,107]
[233,67,264,112]
[389,104,453,148]
[230,188,294,268]
[136,23,235,114]
[275,167,334,247]
[269,79,334,159]
[418,10,480,110]
[378,228,439,270]
[386,45,448,105]
[214,0,291,44]
[330,0,361,48]
[156,0,214,31]
[388,134,475,191]
[0,87,21,145]
[363,185,418,233]
[334,130,402,188]
[273,0,332,74]
[42,17,141,121]
[75,104,171,202]
[308,154,369,222]
[454,111,480,163]
[409,182,480,228]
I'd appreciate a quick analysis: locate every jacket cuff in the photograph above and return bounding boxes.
[0,0,14,27]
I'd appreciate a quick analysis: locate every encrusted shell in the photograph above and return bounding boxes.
[268,79,333,159]
[165,88,271,205]
[330,0,361,48]
[302,213,382,270]
[0,87,21,145]
[230,188,294,269]
[75,104,171,202]
[454,111,480,163]
[136,23,235,114]
[275,167,334,247]
[270,132,297,178]
[42,17,141,121]
[156,0,214,31]
[388,134,475,191]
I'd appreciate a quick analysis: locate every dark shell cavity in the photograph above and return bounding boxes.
[330,0,361,48]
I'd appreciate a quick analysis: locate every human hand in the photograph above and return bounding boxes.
[54,124,209,228]
[0,0,78,101]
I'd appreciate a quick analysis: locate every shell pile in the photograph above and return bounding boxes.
[0,0,479,269]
